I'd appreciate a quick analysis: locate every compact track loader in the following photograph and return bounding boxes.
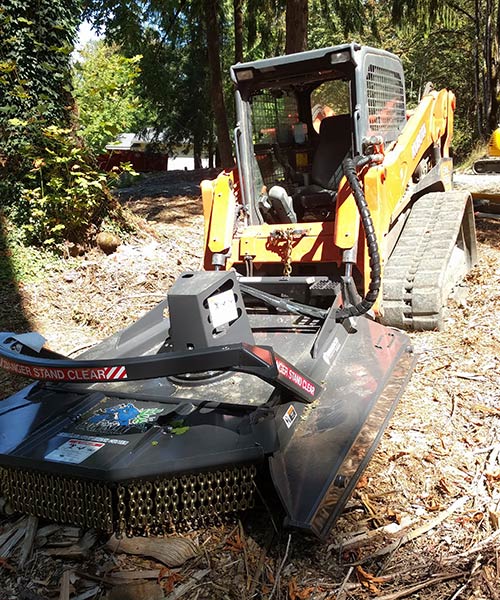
[473,125,500,173]
[0,43,475,540]
[202,43,476,331]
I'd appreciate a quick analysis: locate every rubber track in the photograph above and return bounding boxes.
[473,159,500,174]
[381,191,471,330]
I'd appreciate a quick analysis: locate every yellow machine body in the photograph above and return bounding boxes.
[202,90,455,316]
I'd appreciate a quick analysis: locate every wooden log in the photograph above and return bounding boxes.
[58,570,72,600]
[106,534,198,567]
[19,515,38,568]
[108,581,164,600]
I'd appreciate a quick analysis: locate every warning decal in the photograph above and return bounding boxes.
[45,439,105,464]
[0,356,127,382]
[207,290,238,328]
[275,358,316,398]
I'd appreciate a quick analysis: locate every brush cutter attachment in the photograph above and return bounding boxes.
[0,271,413,539]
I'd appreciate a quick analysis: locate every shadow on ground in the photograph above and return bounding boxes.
[0,212,32,398]
[116,168,221,225]
[122,195,203,224]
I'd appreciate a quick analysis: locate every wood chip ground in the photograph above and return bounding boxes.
[0,170,499,599]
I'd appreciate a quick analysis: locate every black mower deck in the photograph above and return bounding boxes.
[0,272,414,539]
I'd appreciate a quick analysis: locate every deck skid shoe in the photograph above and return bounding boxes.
[0,271,414,539]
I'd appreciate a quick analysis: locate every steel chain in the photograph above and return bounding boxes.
[2,464,256,535]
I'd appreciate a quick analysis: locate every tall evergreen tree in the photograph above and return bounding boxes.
[390,0,499,135]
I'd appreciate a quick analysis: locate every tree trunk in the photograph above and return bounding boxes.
[193,136,202,169]
[205,0,233,169]
[208,124,215,168]
[489,0,500,129]
[285,0,308,54]
[474,0,483,135]
[234,0,244,63]
[484,0,493,130]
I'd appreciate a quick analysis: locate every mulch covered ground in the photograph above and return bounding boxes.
[0,171,499,600]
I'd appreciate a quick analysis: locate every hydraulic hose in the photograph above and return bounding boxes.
[240,156,381,323]
[241,284,328,320]
[334,156,382,319]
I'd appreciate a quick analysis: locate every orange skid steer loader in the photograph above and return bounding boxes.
[202,43,476,331]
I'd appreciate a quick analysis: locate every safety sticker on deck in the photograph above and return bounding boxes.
[283,405,298,429]
[45,439,104,464]
[0,356,128,382]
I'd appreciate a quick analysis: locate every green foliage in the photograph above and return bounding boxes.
[0,0,121,247]
[73,42,154,154]
[85,0,236,163]
[0,212,72,284]
[0,0,80,200]
[0,0,79,125]
[355,0,480,160]
[6,122,113,244]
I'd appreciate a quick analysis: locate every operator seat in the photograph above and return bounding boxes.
[293,114,352,221]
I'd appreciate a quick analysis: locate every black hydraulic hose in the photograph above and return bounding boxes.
[240,284,327,320]
[240,156,381,323]
[335,156,382,319]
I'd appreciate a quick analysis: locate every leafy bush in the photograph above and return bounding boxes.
[0,1,123,247]
[4,119,114,244]
[0,211,68,284]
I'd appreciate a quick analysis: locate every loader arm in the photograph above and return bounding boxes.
[335,89,456,305]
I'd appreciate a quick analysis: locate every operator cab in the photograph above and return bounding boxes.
[231,43,407,225]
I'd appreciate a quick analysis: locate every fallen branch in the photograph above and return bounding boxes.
[72,587,101,600]
[19,516,38,569]
[336,566,354,599]
[248,533,275,598]
[354,496,469,563]
[374,572,465,600]
[109,569,162,581]
[268,534,291,600]
[164,568,210,600]
[106,534,198,567]
[333,516,418,551]
[74,570,119,587]
[0,524,27,558]
[0,517,27,550]
[45,531,97,559]
[58,570,71,600]
[443,529,500,562]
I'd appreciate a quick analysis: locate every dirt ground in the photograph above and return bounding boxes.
[0,170,499,600]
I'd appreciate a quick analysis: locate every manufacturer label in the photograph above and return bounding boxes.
[45,439,104,464]
[322,338,341,365]
[283,405,298,429]
[58,432,129,446]
[412,123,427,159]
[207,290,238,328]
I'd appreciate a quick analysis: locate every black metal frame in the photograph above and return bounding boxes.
[0,334,321,403]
